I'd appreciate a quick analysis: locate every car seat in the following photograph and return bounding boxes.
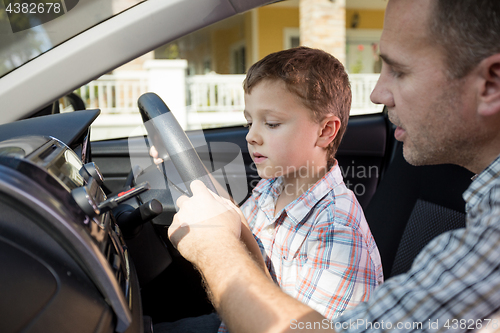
[364,141,474,278]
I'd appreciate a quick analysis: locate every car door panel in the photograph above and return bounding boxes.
[336,113,390,208]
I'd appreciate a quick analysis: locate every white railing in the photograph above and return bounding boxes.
[74,67,382,140]
[349,73,383,115]
[186,73,245,112]
[77,72,381,116]
[185,73,382,115]
[75,71,149,114]
[185,73,246,129]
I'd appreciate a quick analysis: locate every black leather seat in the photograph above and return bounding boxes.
[364,142,474,278]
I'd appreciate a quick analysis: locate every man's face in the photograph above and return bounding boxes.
[371,0,479,167]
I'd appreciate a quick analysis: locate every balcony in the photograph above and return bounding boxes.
[73,62,382,140]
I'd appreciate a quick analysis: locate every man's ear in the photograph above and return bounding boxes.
[316,115,341,148]
[478,53,500,117]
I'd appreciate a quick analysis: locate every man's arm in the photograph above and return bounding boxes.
[239,214,272,279]
[169,181,330,333]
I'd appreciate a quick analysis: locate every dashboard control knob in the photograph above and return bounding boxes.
[114,199,163,238]
[80,162,104,186]
[71,186,100,217]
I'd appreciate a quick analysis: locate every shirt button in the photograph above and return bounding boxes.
[266,226,274,235]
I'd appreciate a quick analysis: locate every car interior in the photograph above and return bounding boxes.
[0,87,475,333]
[98,100,474,323]
[12,92,477,323]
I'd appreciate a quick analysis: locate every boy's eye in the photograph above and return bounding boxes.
[266,123,280,129]
[244,122,252,128]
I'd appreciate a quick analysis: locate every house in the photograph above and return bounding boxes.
[153,0,386,75]
[79,0,387,139]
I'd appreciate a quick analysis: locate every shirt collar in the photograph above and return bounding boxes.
[253,161,344,225]
[463,153,500,212]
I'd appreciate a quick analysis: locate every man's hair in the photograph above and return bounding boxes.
[243,47,351,167]
[429,0,500,79]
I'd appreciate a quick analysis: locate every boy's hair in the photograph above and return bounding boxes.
[243,46,351,167]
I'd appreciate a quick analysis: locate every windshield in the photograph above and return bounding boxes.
[0,0,144,78]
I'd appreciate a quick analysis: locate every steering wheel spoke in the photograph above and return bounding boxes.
[137,93,218,196]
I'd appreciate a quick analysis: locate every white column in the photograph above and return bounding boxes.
[300,0,346,65]
[143,59,188,129]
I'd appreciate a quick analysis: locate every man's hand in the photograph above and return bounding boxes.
[168,183,324,333]
[168,180,242,262]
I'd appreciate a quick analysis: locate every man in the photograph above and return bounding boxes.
[168,0,500,331]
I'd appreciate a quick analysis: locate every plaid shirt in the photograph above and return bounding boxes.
[218,162,383,332]
[335,154,500,332]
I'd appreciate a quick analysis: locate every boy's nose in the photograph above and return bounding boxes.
[246,126,262,145]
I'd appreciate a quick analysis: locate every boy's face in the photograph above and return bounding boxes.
[244,79,327,179]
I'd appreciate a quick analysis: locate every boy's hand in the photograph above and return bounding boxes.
[149,145,164,165]
[168,180,242,261]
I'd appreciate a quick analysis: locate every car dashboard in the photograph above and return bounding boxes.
[0,110,143,333]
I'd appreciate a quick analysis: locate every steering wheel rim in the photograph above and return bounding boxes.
[138,92,217,196]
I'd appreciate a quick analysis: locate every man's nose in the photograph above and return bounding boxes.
[370,74,395,108]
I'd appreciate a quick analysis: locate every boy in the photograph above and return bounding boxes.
[154,47,383,333]
[216,47,383,332]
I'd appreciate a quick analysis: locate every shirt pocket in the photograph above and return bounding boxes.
[279,241,308,294]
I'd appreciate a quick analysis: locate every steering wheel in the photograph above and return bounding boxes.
[119,93,219,314]
[137,92,218,197]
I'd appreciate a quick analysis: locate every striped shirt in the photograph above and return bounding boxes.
[335,154,500,332]
[218,161,383,332]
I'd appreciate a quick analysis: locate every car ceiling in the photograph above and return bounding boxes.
[0,0,274,125]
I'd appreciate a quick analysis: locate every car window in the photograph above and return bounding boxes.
[0,0,145,78]
[69,0,385,141]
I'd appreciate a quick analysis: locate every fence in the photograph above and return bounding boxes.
[350,74,382,115]
[75,71,149,114]
[73,65,382,140]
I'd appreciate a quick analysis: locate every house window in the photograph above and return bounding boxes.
[203,59,212,74]
[346,29,383,74]
[230,41,246,74]
[283,28,300,49]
